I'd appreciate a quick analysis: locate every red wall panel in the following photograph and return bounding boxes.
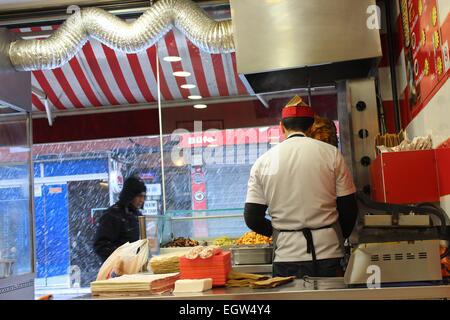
[33,109,160,144]
[33,96,337,144]
[436,147,450,196]
[33,100,273,144]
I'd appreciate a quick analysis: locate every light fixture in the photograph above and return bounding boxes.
[163,56,182,62]
[181,84,196,89]
[173,159,185,167]
[99,180,109,188]
[193,104,207,109]
[173,71,191,77]
[188,95,202,100]
[9,147,30,153]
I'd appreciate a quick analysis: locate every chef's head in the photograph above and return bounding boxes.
[119,175,147,209]
[280,95,315,138]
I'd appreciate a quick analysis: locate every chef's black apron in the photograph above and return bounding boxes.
[271,133,342,278]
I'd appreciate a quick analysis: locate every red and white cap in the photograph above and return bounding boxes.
[281,95,315,119]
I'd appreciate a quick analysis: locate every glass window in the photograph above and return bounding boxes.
[156,28,340,243]
[32,136,162,288]
[29,3,341,291]
[0,118,33,277]
[161,125,280,242]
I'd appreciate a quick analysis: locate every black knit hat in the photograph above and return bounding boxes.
[118,175,147,206]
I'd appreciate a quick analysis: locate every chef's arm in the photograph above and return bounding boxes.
[337,193,358,238]
[244,203,273,237]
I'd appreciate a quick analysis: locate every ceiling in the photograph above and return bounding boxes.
[0,0,246,115]
[0,1,231,28]
[1,0,338,118]
[10,24,249,113]
[0,0,135,12]
[0,0,226,12]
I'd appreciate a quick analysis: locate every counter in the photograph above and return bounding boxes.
[231,264,272,274]
[77,278,450,300]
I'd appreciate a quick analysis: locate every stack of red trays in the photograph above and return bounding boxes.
[179,251,232,286]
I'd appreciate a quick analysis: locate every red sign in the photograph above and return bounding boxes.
[406,0,445,109]
[178,126,281,148]
[177,122,339,148]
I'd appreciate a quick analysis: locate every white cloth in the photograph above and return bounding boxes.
[246,134,356,262]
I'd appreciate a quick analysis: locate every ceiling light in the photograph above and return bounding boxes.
[181,84,196,89]
[188,95,202,100]
[173,159,185,167]
[173,71,191,77]
[163,56,182,62]
[9,147,30,153]
[99,180,109,188]
[193,104,207,109]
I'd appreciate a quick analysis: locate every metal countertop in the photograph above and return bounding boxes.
[78,278,450,300]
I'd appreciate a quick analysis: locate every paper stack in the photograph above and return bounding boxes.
[226,271,270,287]
[226,271,295,289]
[90,273,180,296]
[149,252,185,274]
[250,276,296,289]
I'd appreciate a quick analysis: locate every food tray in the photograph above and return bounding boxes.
[230,245,273,265]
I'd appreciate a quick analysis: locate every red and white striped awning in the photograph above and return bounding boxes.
[11,25,249,112]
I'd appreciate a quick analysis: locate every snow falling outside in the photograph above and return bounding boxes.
[1,129,274,288]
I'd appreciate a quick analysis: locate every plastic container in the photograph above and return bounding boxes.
[230,245,273,265]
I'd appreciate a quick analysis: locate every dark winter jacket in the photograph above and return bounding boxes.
[93,176,146,262]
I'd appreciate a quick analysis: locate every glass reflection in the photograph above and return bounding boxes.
[0,119,32,278]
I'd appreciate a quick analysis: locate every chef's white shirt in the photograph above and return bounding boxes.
[245,133,356,262]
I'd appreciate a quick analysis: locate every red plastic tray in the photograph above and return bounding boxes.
[179,251,232,286]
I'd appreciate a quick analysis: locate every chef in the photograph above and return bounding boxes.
[244,95,359,278]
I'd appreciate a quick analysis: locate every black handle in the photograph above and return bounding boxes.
[356,192,448,237]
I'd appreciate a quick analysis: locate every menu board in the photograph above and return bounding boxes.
[402,0,445,110]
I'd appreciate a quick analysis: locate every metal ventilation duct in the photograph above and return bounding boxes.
[8,0,234,71]
[230,0,382,94]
